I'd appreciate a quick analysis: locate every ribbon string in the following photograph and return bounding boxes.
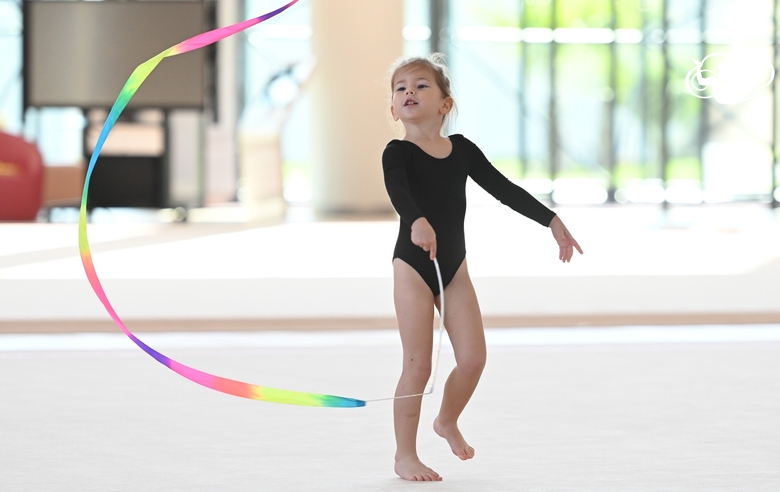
[364,258,445,403]
[78,0,446,407]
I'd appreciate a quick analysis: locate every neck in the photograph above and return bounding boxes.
[402,121,444,142]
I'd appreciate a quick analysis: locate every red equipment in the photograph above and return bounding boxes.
[0,132,45,221]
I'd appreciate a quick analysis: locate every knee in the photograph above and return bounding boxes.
[457,352,486,378]
[402,356,432,382]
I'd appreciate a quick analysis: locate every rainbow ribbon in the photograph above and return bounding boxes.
[78,0,365,408]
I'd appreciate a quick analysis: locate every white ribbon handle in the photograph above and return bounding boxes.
[365,258,445,402]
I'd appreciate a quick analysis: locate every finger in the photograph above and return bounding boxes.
[564,243,573,262]
[571,237,584,255]
[563,229,582,252]
[430,243,437,260]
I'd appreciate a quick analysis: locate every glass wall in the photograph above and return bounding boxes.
[0,0,22,135]
[8,0,775,207]
[444,0,778,205]
[243,0,313,203]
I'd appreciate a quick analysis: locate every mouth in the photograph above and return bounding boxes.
[404,99,418,106]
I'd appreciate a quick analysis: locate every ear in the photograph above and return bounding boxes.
[439,97,454,115]
[390,105,399,121]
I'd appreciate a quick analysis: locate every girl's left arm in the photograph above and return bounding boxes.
[467,139,555,226]
[467,138,583,262]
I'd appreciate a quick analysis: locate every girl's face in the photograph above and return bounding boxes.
[390,65,452,127]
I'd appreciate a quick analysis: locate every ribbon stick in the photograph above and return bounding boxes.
[78,0,447,408]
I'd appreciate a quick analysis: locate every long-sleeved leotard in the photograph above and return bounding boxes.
[382,134,556,296]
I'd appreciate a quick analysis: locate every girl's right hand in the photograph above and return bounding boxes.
[411,217,437,260]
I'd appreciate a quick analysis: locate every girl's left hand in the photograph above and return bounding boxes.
[549,216,583,263]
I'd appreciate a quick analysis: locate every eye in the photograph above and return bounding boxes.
[395,86,406,92]
[417,84,428,89]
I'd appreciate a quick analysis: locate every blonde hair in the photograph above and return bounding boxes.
[389,52,457,135]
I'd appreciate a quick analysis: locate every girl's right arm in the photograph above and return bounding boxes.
[382,142,437,259]
[382,142,424,225]
[410,217,437,260]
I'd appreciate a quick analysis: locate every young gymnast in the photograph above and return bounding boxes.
[382,53,583,482]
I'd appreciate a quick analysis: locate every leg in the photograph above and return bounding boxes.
[433,259,486,460]
[391,258,442,481]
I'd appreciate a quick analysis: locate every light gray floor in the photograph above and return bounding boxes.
[2,328,779,491]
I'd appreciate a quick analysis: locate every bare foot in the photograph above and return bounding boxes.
[394,455,442,481]
[434,417,475,460]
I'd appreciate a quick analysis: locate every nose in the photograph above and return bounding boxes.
[406,88,414,94]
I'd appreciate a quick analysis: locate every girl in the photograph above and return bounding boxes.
[382,53,583,482]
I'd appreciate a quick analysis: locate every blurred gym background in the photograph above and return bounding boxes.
[0,0,778,329]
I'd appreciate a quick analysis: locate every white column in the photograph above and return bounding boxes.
[310,0,403,213]
[168,109,201,208]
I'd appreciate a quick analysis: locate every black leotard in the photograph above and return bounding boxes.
[382,134,556,296]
